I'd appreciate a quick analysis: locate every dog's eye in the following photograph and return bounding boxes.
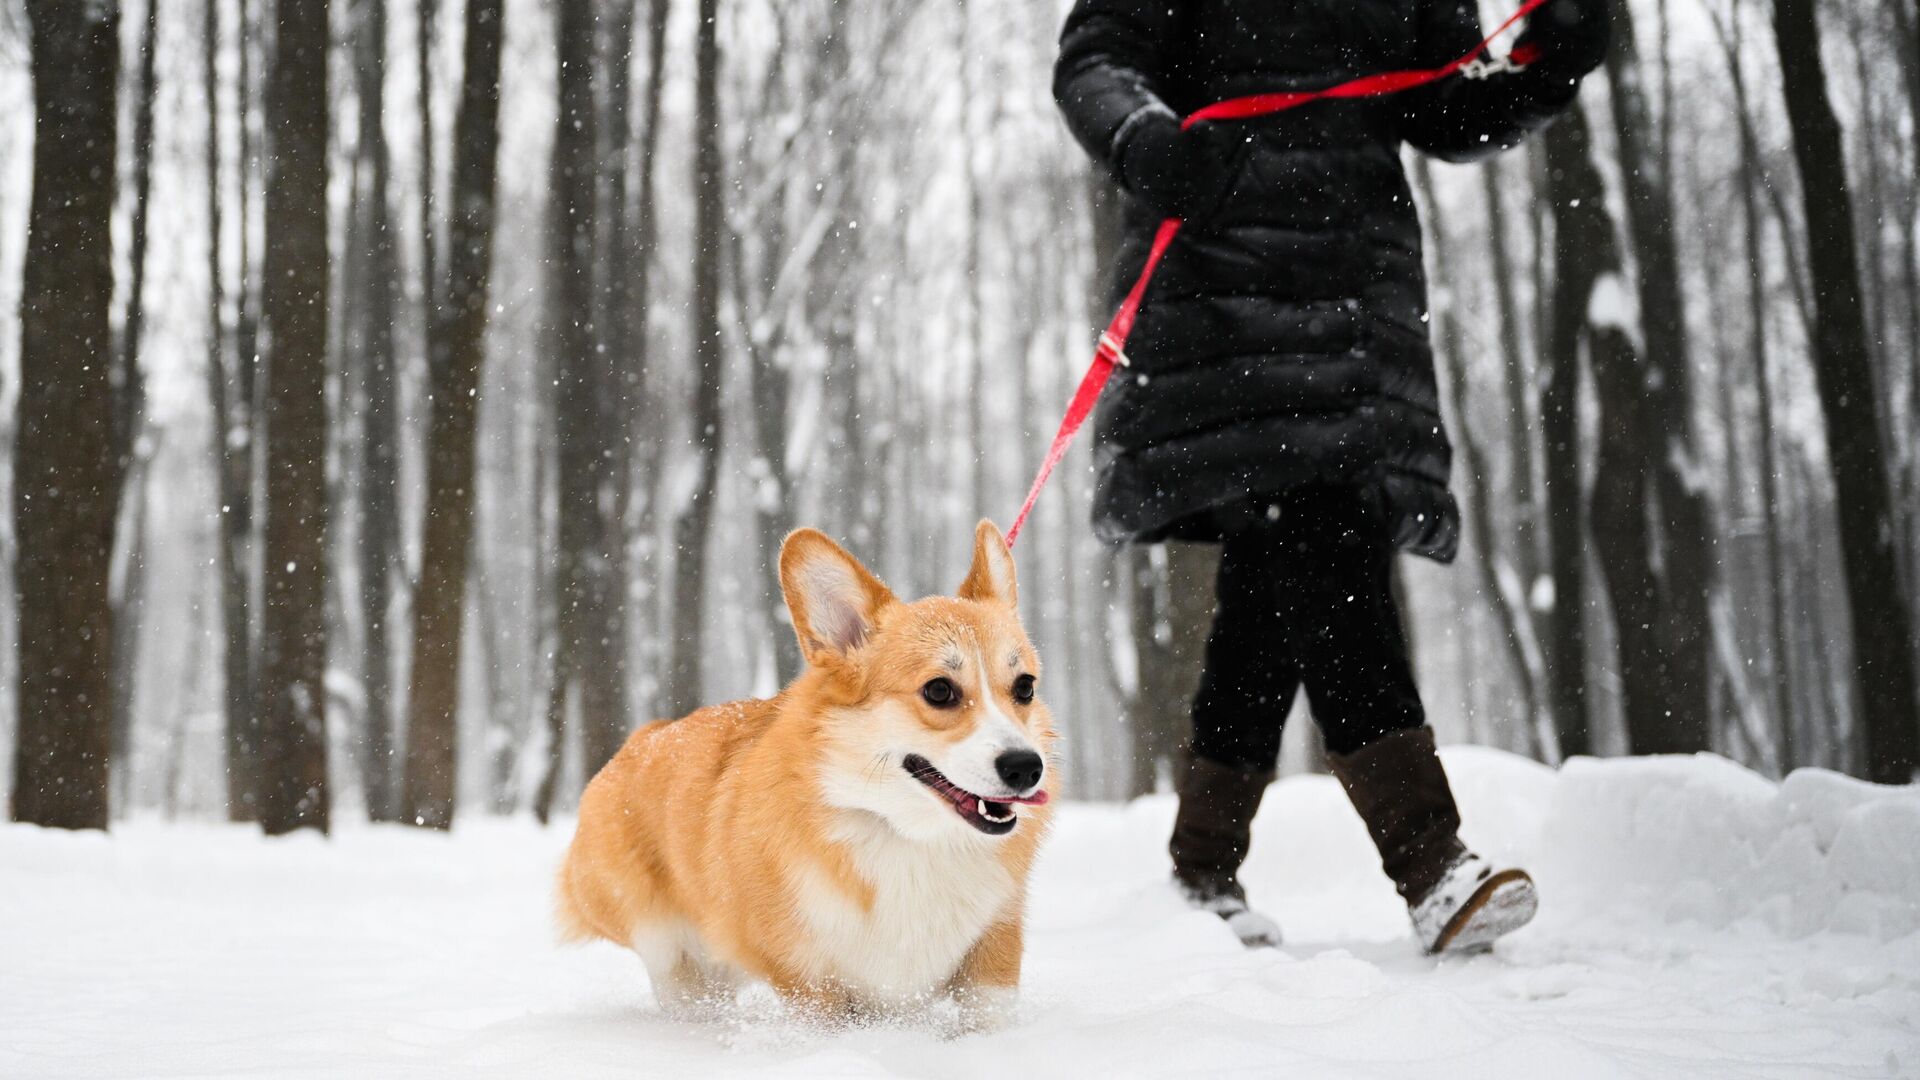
[1012,674,1036,704]
[921,677,960,708]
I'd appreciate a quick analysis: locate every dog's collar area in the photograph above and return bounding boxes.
[901,754,1042,836]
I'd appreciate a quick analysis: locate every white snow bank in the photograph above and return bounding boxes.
[2,750,1916,1079]
[1532,755,1920,940]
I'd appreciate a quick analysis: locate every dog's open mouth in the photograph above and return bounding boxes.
[902,754,1047,836]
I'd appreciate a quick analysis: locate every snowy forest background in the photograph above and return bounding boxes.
[1,0,1916,833]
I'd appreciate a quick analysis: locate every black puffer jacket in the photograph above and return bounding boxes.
[1055,0,1591,559]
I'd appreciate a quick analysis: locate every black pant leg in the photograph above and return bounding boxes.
[1272,489,1427,756]
[1188,532,1302,770]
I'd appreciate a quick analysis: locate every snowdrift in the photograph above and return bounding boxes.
[1533,754,1920,940]
[3,749,1915,1078]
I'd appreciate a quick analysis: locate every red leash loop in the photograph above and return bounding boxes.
[1004,0,1549,547]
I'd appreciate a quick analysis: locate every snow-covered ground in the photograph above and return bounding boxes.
[4,749,1917,1078]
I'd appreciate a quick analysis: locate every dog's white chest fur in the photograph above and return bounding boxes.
[791,815,1015,1005]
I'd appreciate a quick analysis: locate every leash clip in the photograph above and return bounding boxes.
[1096,331,1131,368]
[1459,54,1528,80]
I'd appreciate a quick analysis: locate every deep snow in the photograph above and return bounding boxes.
[3,749,1917,1078]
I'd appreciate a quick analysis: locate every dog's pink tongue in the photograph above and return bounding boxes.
[1007,789,1049,806]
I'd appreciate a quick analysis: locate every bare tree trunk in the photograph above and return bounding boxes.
[742,262,798,684]
[415,0,437,312]
[1417,159,1554,760]
[351,0,404,824]
[114,0,157,491]
[959,0,988,522]
[1891,1,1920,218]
[531,610,567,824]
[474,565,515,812]
[224,0,268,822]
[1698,171,1748,760]
[1558,63,1682,759]
[550,0,631,768]
[624,0,669,713]
[1588,323,1675,756]
[113,0,157,507]
[256,0,333,835]
[1480,159,1540,572]
[570,0,631,770]
[235,0,261,426]
[1712,0,1799,767]
[1601,0,1714,754]
[108,0,159,806]
[1751,295,1798,768]
[201,0,258,821]
[1841,5,1912,632]
[401,0,506,822]
[1773,0,1920,782]
[1888,0,1920,595]
[530,294,565,823]
[1846,13,1891,382]
[109,451,152,808]
[728,22,795,688]
[1538,107,1601,758]
[1124,544,1217,796]
[12,0,122,831]
[401,0,507,829]
[598,0,645,699]
[525,118,562,821]
[804,3,863,556]
[160,586,211,819]
[666,0,724,718]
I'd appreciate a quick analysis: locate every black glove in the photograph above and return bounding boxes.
[1115,105,1242,222]
[1513,0,1611,81]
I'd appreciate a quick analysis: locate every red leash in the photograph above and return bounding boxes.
[1004,0,1549,546]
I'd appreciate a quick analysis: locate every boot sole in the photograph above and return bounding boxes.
[1429,868,1537,954]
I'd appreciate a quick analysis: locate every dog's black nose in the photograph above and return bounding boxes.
[995,749,1045,792]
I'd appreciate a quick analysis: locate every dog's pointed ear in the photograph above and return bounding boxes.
[780,529,896,665]
[958,519,1018,608]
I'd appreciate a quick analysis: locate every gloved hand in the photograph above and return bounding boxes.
[1116,105,1242,222]
[1513,0,1611,81]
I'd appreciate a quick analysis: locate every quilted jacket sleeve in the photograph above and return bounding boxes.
[1400,0,1584,163]
[1052,0,1183,183]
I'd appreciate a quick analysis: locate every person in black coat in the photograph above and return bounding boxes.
[1054,0,1608,950]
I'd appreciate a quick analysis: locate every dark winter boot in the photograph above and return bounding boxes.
[1328,726,1537,953]
[1170,754,1282,948]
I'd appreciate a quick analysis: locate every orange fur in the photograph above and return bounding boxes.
[558,521,1058,1022]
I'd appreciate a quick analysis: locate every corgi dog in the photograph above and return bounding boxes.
[557,521,1058,1025]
